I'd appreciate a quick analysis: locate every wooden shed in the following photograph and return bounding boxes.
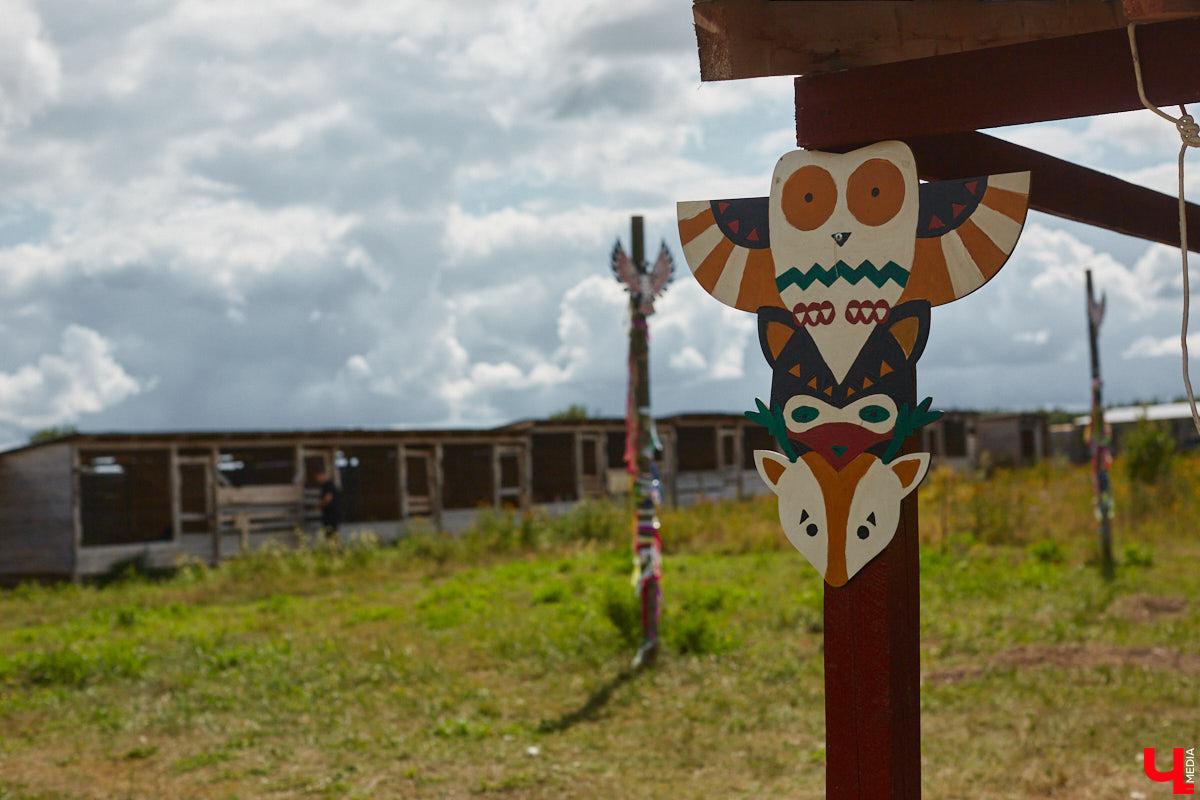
[0,428,529,582]
[0,413,770,581]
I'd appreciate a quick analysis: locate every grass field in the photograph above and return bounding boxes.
[0,457,1197,799]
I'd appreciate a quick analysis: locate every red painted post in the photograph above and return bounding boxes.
[823,373,921,799]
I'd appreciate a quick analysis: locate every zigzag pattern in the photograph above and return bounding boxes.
[775,260,910,293]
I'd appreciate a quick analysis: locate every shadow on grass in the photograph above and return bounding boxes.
[536,665,641,734]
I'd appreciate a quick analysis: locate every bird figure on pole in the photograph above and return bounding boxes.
[612,240,674,316]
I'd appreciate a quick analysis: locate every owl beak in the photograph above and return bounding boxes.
[831,231,852,247]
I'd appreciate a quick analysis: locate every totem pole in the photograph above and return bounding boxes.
[611,216,673,667]
[1086,269,1115,580]
[678,143,1030,797]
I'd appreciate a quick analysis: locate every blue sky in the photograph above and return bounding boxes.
[0,0,1197,443]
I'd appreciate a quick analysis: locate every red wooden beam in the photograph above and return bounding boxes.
[1124,0,1200,21]
[693,0,1130,81]
[900,132,1200,254]
[795,18,1200,147]
[824,380,921,799]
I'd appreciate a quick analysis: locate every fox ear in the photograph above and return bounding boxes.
[888,452,930,495]
[754,449,791,495]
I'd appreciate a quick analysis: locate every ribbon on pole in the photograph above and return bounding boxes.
[612,216,673,667]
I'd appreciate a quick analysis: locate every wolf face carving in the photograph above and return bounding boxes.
[754,300,931,469]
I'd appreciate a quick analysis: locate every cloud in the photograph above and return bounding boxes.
[1123,331,1200,360]
[0,0,60,131]
[0,325,147,429]
[3,0,1199,444]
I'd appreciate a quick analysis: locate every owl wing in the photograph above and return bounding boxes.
[610,240,640,295]
[648,241,674,297]
[899,171,1031,307]
[677,198,783,313]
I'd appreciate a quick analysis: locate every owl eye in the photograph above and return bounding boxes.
[847,158,906,227]
[781,165,837,232]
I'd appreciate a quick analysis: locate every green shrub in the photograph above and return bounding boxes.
[551,500,627,547]
[1027,539,1066,565]
[599,583,641,648]
[668,615,725,656]
[1122,417,1175,486]
[1121,541,1155,568]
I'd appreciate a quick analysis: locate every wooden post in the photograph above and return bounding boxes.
[169,444,182,543]
[612,214,673,667]
[397,444,408,521]
[1086,269,1116,579]
[629,216,661,663]
[822,371,921,799]
[433,443,444,531]
[210,445,221,566]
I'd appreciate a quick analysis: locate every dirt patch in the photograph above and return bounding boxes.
[1107,593,1189,623]
[925,643,1200,684]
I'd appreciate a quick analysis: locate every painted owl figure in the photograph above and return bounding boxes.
[677,141,1030,380]
[767,143,919,381]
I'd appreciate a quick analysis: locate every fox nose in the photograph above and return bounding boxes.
[831,231,851,247]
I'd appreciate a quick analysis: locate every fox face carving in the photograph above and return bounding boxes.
[754,449,929,587]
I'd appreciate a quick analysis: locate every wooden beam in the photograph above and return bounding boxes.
[694,0,1129,81]
[1124,0,1200,21]
[823,375,920,799]
[795,18,1200,147]
[900,132,1200,253]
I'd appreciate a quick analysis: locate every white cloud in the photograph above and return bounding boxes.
[0,325,146,429]
[0,0,60,130]
[442,204,627,264]
[0,191,361,306]
[5,0,1200,440]
[1122,331,1199,359]
[1014,329,1049,346]
[345,354,371,379]
[669,346,706,372]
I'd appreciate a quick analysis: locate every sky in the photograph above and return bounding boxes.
[0,0,1198,444]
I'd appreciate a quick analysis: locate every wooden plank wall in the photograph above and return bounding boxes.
[0,443,76,579]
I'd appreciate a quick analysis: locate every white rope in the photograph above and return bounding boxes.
[1127,23,1200,437]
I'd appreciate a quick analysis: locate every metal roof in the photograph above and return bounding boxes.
[1074,402,1199,426]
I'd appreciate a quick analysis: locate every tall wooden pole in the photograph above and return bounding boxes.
[628,216,663,667]
[823,369,921,799]
[612,216,673,667]
[1086,269,1115,580]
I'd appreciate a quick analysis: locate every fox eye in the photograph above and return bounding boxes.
[806,523,819,537]
[856,512,877,540]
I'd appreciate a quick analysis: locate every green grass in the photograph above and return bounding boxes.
[0,461,1197,798]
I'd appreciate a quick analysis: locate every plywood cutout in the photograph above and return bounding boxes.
[679,141,1029,586]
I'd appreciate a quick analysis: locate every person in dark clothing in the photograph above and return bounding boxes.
[315,469,341,544]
